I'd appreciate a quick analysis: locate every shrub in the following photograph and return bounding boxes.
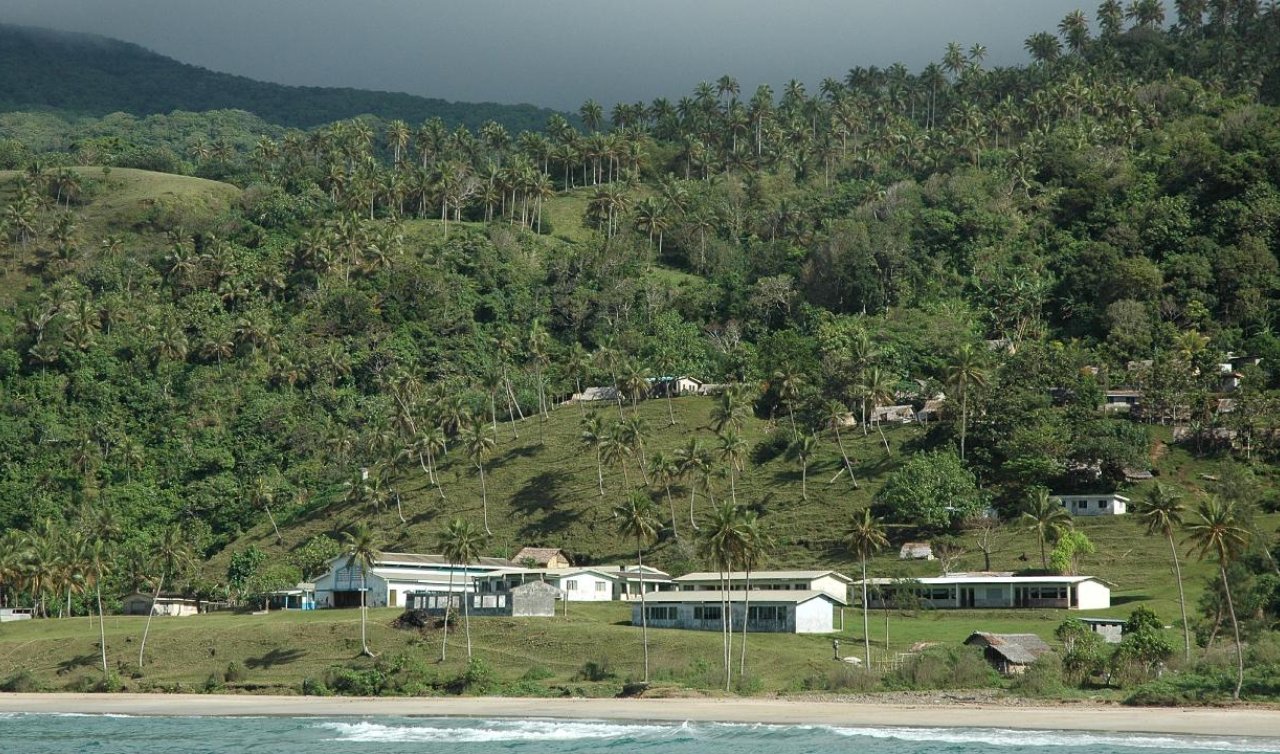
[1013,655,1066,697]
[885,646,998,690]
[575,657,615,682]
[0,670,42,692]
[324,666,386,696]
[520,665,555,682]
[224,661,247,683]
[301,677,330,696]
[203,673,224,693]
[802,664,881,692]
[459,657,495,695]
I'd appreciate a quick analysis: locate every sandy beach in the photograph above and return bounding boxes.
[1,693,1278,738]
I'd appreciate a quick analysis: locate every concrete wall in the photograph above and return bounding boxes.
[1075,580,1112,610]
[559,573,614,602]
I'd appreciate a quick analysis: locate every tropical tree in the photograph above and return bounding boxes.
[463,419,497,534]
[702,501,749,690]
[342,522,382,658]
[716,430,747,503]
[580,412,608,496]
[249,475,283,544]
[846,508,888,668]
[1184,498,1250,700]
[87,539,112,676]
[736,508,767,675]
[614,492,660,682]
[437,518,488,660]
[1132,482,1191,662]
[786,433,818,500]
[138,526,193,667]
[944,343,989,461]
[1020,488,1073,570]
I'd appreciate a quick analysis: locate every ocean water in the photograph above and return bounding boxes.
[2,713,1279,754]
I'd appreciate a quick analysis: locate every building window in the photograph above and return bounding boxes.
[693,606,722,621]
[565,580,578,591]
[748,606,786,622]
[1100,500,1109,508]
[646,606,676,621]
[595,582,608,592]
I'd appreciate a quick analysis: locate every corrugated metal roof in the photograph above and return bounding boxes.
[965,632,1052,665]
[675,570,852,583]
[641,590,845,605]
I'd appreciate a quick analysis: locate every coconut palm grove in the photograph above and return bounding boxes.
[1,4,1280,702]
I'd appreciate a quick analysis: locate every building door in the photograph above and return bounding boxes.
[960,587,975,608]
[389,590,398,607]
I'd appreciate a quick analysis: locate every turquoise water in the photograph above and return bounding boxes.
[2,714,1279,754]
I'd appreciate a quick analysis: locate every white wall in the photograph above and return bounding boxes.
[1074,580,1111,610]
[558,573,614,602]
[793,599,835,633]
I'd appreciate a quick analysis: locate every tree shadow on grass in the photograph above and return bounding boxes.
[489,444,543,470]
[511,470,573,516]
[56,654,98,675]
[1112,595,1151,606]
[245,647,307,669]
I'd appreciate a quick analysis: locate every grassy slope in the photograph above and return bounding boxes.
[0,167,239,305]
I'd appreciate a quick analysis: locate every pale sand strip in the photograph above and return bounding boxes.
[1,694,1279,738]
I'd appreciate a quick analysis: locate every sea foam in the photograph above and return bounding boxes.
[828,725,1280,753]
[319,718,683,743]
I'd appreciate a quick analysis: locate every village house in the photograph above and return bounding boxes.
[312,551,511,609]
[674,570,853,603]
[568,386,620,403]
[590,565,675,600]
[916,397,946,423]
[511,547,571,569]
[473,565,674,602]
[964,632,1053,675]
[650,376,706,397]
[407,580,560,618]
[267,582,316,611]
[860,573,1111,610]
[0,608,34,622]
[633,590,843,634]
[870,404,917,424]
[1080,617,1126,643]
[899,542,934,561]
[1103,388,1142,412]
[1055,493,1129,516]
[122,592,200,617]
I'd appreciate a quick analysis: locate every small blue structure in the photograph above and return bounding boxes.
[268,583,316,610]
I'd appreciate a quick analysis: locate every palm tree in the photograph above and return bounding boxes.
[736,509,767,676]
[463,419,497,535]
[614,492,660,682]
[1184,498,1251,700]
[703,501,749,690]
[1133,483,1192,663]
[716,430,747,503]
[342,522,383,658]
[649,451,681,541]
[138,526,193,667]
[1020,488,1072,570]
[675,438,709,530]
[771,368,805,434]
[824,400,859,489]
[856,366,897,455]
[248,476,282,544]
[87,539,111,676]
[710,385,750,434]
[601,422,635,489]
[944,343,989,461]
[846,508,888,668]
[437,519,488,660]
[786,433,818,500]
[580,413,608,496]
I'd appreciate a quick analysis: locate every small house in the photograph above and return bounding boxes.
[0,608,33,622]
[122,592,200,617]
[651,376,705,397]
[1103,389,1142,412]
[1056,493,1128,516]
[965,632,1052,675]
[899,542,934,561]
[267,583,316,610]
[569,386,620,403]
[1080,617,1126,644]
[634,591,843,634]
[871,405,916,424]
[312,551,512,609]
[916,397,946,423]
[511,547,571,569]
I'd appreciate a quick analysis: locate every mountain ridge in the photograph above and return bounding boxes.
[0,23,568,131]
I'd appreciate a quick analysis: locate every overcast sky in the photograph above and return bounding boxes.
[3,1,1098,111]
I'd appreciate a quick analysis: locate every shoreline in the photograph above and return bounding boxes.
[2,694,1280,738]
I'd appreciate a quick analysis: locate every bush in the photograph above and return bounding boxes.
[324,666,387,696]
[0,669,42,692]
[224,661,247,683]
[1013,655,1066,697]
[575,657,615,682]
[300,676,330,696]
[802,664,881,692]
[520,665,555,682]
[203,673,224,693]
[459,657,495,695]
[885,646,998,690]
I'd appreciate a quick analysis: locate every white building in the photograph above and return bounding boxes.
[312,552,511,609]
[674,570,852,604]
[1055,493,1128,516]
[860,573,1111,610]
[122,593,200,616]
[473,565,673,602]
[633,591,843,634]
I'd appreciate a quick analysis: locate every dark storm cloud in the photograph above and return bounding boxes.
[2,1,1091,111]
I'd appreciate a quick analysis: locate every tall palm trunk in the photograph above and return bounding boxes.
[440,570,453,661]
[832,423,859,488]
[96,583,108,676]
[463,565,473,660]
[1221,566,1243,700]
[739,566,751,675]
[724,564,734,691]
[359,571,374,657]
[637,539,649,683]
[1167,533,1191,663]
[477,462,491,535]
[861,556,871,668]
[138,573,164,667]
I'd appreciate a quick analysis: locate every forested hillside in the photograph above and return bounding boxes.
[2,2,1280,698]
[0,24,566,132]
